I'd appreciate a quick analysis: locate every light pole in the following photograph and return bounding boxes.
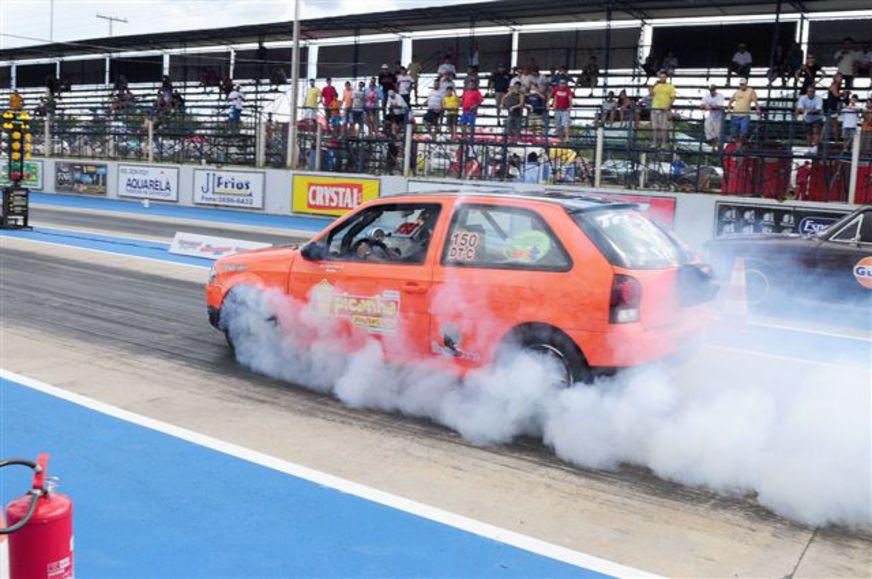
[96,13,128,37]
[49,0,54,41]
[286,0,301,168]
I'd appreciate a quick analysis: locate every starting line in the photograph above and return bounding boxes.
[0,370,651,578]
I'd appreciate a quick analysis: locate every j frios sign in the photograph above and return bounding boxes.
[194,169,265,209]
[117,164,179,201]
[293,175,380,216]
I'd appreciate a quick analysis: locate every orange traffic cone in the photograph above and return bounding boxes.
[722,257,749,327]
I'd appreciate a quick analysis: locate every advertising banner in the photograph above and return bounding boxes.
[193,169,265,209]
[0,158,43,189]
[714,201,851,237]
[55,162,108,195]
[118,164,179,202]
[293,175,380,216]
[169,232,271,260]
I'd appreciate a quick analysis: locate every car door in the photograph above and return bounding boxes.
[814,211,872,304]
[289,202,443,361]
[429,201,574,371]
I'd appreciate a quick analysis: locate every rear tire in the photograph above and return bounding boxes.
[501,326,593,387]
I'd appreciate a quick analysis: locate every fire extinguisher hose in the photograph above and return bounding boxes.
[0,458,42,535]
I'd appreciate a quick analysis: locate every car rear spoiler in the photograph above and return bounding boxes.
[566,202,639,215]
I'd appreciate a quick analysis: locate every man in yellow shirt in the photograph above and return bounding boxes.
[9,90,24,110]
[727,78,760,148]
[650,71,676,147]
[303,79,321,121]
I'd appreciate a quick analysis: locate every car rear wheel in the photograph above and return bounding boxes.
[503,326,593,387]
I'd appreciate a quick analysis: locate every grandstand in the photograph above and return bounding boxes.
[1,0,870,198]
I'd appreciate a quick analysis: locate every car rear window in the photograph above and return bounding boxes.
[572,209,684,269]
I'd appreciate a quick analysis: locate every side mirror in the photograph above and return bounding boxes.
[300,241,327,261]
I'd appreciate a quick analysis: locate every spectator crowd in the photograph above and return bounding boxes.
[291,36,871,154]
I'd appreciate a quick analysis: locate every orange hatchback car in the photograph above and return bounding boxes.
[207,191,716,384]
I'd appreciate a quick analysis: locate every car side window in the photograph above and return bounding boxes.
[859,215,872,244]
[831,216,861,243]
[442,204,571,271]
[325,203,441,265]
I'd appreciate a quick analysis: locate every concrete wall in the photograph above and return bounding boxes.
[33,157,859,249]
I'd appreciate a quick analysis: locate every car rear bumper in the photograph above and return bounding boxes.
[570,305,712,367]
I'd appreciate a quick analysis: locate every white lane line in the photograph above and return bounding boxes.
[30,203,320,239]
[749,320,871,343]
[702,344,869,370]
[0,368,657,579]
[0,234,210,270]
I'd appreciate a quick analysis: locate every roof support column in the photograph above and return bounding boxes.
[510,30,519,68]
[307,45,318,80]
[603,3,612,93]
[401,37,412,68]
[288,0,301,168]
[105,56,110,86]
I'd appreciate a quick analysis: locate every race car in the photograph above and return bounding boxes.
[707,205,872,308]
[207,191,716,385]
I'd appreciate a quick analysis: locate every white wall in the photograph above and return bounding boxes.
[34,157,859,249]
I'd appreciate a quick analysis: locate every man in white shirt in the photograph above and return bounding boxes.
[834,37,861,89]
[424,79,445,135]
[730,43,752,83]
[396,67,414,106]
[227,85,244,130]
[700,84,725,145]
[796,86,824,147]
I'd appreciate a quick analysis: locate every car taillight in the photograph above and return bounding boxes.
[610,274,642,323]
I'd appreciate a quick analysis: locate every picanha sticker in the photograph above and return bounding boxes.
[853,256,872,290]
[311,280,400,333]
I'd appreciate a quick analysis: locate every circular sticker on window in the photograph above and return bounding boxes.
[853,256,872,289]
[504,230,552,263]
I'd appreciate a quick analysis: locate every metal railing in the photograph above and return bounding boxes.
[31,104,872,203]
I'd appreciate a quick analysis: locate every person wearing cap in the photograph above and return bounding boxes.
[728,78,760,147]
[378,64,397,111]
[488,63,512,127]
[700,84,725,146]
[730,43,752,84]
[650,71,676,148]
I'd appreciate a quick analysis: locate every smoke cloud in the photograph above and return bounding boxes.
[222,285,871,530]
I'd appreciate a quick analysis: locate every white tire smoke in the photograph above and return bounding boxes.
[221,285,872,530]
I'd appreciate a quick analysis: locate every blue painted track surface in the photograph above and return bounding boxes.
[0,226,212,268]
[0,377,606,578]
[30,192,331,232]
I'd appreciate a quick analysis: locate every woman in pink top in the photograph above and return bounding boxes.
[341,81,354,131]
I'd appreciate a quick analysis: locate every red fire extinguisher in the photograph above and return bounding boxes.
[1,454,74,579]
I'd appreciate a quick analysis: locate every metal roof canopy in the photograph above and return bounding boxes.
[1,0,866,61]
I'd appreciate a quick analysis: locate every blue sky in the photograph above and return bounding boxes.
[1,0,490,49]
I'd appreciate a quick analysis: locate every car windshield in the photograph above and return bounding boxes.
[573,209,684,269]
